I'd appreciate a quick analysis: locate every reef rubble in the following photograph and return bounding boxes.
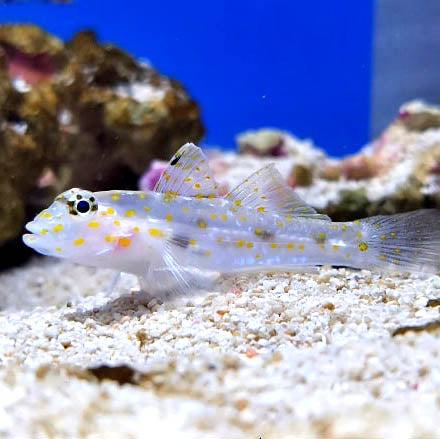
[0,24,203,256]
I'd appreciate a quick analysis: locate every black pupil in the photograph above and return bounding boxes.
[76,200,90,213]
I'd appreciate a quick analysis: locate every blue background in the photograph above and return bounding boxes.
[0,0,373,155]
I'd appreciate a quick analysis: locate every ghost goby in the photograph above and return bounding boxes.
[23,142,440,298]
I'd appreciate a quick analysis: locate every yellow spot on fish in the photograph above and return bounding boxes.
[165,214,173,222]
[234,200,242,207]
[390,232,396,238]
[332,225,338,231]
[216,237,223,243]
[358,241,368,252]
[107,207,115,215]
[195,194,203,200]
[87,221,99,229]
[355,231,362,238]
[203,250,211,257]
[40,212,52,219]
[114,220,120,226]
[380,234,386,241]
[332,244,339,251]
[133,226,140,232]
[182,206,188,212]
[236,240,244,248]
[239,215,246,222]
[184,164,192,170]
[55,247,62,252]
[394,248,401,254]
[208,193,216,199]
[193,183,201,189]
[287,242,294,250]
[105,235,116,242]
[374,224,380,229]
[163,191,177,203]
[246,242,254,248]
[269,242,277,249]
[260,195,267,201]
[73,237,84,246]
[345,252,351,258]
[255,253,261,259]
[353,220,360,225]
[276,220,283,227]
[379,255,386,260]
[111,192,120,201]
[257,206,266,213]
[119,237,130,247]
[285,214,293,222]
[253,187,259,193]
[163,171,170,182]
[255,228,262,235]
[195,166,201,172]
[220,214,227,221]
[184,177,192,183]
[52,224,63,233]
[298,244,305,251]
[138,192,146,199]
[341,224,347,231]
[198,219,207,228]
[149,228,165,238]
[210,213,217,220]
[124,210,135,217]
[40,229,48,236]
[144,206,151,212]
[189,239,197,246]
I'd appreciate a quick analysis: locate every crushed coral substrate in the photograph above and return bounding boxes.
[0,258,440,438]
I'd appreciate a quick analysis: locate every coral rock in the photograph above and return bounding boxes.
[0,25,204,259]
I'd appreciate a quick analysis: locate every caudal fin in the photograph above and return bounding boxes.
[360,209,440,274]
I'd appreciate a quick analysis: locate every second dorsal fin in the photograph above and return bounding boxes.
[225,164,330,220]
[154,143,219,198]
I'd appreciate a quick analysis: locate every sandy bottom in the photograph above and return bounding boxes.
[0,257,439,438]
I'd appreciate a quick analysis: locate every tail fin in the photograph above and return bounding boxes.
[360,209,440,274]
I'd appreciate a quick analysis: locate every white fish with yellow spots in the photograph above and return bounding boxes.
[23,143,440,297]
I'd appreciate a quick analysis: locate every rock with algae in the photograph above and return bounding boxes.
[0,24,203,260]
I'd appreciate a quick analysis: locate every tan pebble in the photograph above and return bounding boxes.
[234,399,249,411]
[271,351,283,363]
[216,309,229,316]
[322,302,335,311]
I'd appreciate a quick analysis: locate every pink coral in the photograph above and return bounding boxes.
[138,160,166,191]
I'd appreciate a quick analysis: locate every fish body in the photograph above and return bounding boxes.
[23,143,440,297]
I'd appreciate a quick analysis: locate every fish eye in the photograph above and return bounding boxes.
[66,190,98,216]
[76,199,90,214]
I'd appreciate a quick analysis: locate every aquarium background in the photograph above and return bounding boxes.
[1,0,373,154]
[1,0,439,154]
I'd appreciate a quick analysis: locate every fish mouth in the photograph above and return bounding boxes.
[22,232,55,256]
[25,220,42,234]
[23,221,56,256]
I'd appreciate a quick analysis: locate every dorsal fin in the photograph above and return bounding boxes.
[154,143,219,198]
[225,164,330,220]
